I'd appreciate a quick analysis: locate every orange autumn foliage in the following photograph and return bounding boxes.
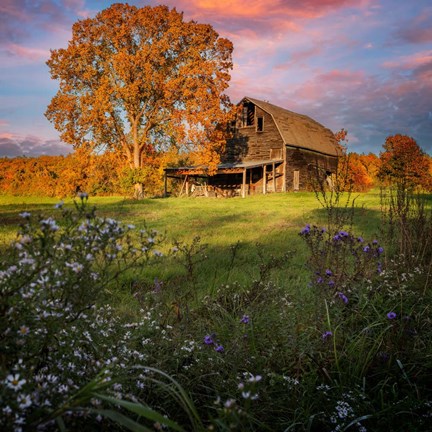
[45,3,234,197]
[378,134,432,190]
[333,129,376,192]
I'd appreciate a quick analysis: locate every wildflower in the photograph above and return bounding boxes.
[248,374,262,383]
[242,391,251,399]
[6,374,26,391]
[240,314,250,324]
[322,331,333,340]
[40,217,59,231]
[215,344,224,353]
[372,239,378,245]
[339,230,349,237]
[333,234,341,241]
[377,246,384,254]
[78,191,88,199]
[203,335,214,345]
[328,280,335,288]
[224,398,235,408]
[54,200,64,209]
[387,311,397,320]
[325,269,333,276]
[19,212,31,218]
[338,292,349,304]
[316,276,323,284]
[18,326,29,336]
[357,236,364,242]
[300,224,310,235]
[17,394,32,410]
[363,245,370,253]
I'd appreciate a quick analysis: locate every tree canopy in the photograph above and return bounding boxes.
[378,134,431,190]
[45,3,234,196]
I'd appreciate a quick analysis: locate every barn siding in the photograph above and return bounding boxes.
[225,107,284,162]
[285,147,338,191]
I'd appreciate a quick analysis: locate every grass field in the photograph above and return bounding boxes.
[1,190,431,431]
[0,191,383,300]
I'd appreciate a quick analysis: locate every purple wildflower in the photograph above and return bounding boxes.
[240,315,250,324]
[328,280,335,288]
[339,231,349,237]
[387,312,397,320]
[333,234,341,241]
[357,236,364,243]
[325,269,333,276]
[338,292,349,304]
[321,227,326,233]
[215,344,224,353]
[363,245,370,253]
[300,224,311,235]
[316,276,323,284]
[377,246,384,255]
[372,239,378,245]
[377,262,382,273]
[204,335,214,345]
[322,331,333,340]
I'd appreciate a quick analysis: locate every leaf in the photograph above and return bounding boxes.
[94,394,185,431]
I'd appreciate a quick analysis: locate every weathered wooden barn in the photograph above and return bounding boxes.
[164,97,341,197]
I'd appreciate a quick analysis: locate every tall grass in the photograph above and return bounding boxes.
[1,190,430,431]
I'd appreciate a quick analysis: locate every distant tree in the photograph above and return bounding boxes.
[378,134,431,190]
[45,3,234,198]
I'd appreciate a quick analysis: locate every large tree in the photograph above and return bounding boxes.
[45,3,234,197]
[378,134,431,190]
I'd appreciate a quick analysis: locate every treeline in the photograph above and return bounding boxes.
[1,138,431,198]
[0,148,179,198]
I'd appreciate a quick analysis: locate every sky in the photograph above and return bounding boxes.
[0,0,431,158]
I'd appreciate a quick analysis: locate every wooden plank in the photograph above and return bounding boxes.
[242,168,246,198]
[272,162,276,192]
[263,165,267,194]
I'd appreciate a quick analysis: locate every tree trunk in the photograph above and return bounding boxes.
[134,182,144,199]
[133,130,144,199]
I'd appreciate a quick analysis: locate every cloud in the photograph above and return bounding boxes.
[278,63,432,154]
[0,133,71,158]
[395,10,432,44]
[3,43,50,61]
[153,0,372,35]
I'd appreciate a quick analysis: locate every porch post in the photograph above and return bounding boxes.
[272,162,276,192]
[164,171,167,197]
[185,175,190,196]
[242,168,247,198]
[263,165,267,194]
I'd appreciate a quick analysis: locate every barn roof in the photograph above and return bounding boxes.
[242,96,341,157]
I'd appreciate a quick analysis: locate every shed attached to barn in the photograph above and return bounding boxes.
[164,96,341,197]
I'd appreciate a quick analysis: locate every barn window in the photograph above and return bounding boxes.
[257,116,264,132]
[241,102,254,127]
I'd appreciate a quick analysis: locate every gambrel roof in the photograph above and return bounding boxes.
[242,97,341,157]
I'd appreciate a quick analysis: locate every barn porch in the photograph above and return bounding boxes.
[164,159,284,198]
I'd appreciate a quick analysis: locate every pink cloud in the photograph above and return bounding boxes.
[383,51,432,70]
[4,43,50,61]
[152,0,373,35]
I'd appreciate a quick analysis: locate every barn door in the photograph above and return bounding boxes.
[293,170,300,191]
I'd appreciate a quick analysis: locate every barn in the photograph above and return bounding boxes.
[164,96,341,197]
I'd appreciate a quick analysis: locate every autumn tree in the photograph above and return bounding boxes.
[45,3,234,198]
[378,134,431,190]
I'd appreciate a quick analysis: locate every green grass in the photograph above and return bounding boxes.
[0,191,383,298]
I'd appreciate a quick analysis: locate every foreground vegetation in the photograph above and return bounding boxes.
[1,190,431,431]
